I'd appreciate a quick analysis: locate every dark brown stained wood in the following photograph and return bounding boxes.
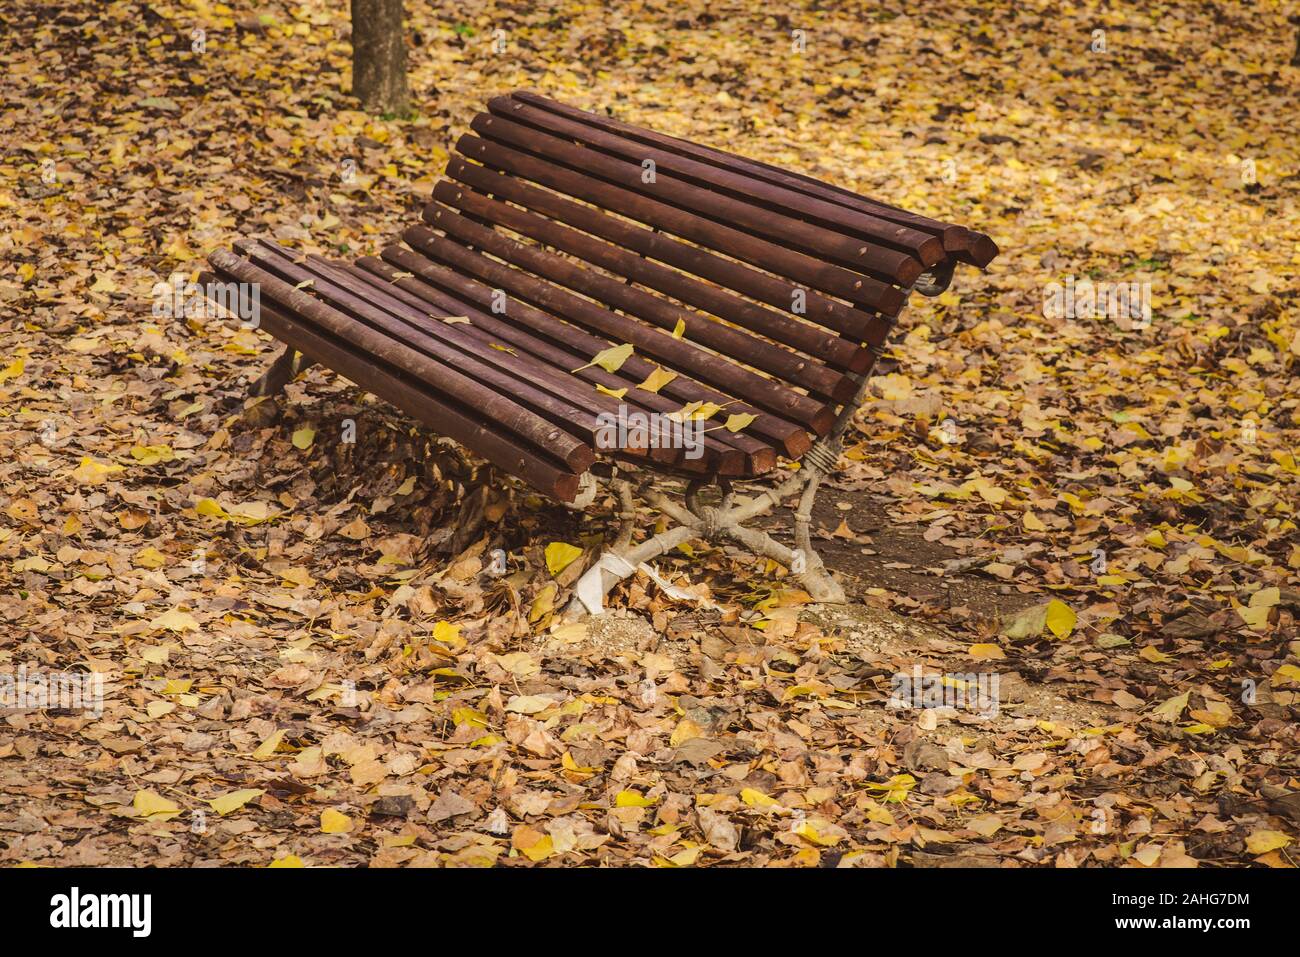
[334,258,748,475]
[371,244,778,446]
[307,252,691,467]
[453,132,904,320]
[445,157,879,370]
[368,247,780,472]
[350,256,764,475]
[473,107,926,284]
[208,251,585,501]
[488,95,945,270]
[431,180,854,402]
[236,241,624,456]
[406,215,836,437]
[512,90,1000,267]
[441,160,872,373]
[466,112,922,288]
[394,229,816,455]
[218,244,594,474]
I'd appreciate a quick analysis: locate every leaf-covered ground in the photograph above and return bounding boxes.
[1,0,1298,867]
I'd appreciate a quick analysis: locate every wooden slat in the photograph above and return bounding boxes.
[353,255,765,475]
[369,246,778,473]
[454,138,900,336]
[335,258,746,475]
[444,156,873,372]
[236,240,629,459]
[431,180,855,402]
[512,90,999,267]
[473,108,923,285]
[408,212,835,436]
[490,95,944,272]
[397,225,818,454]
[208,250,589,499]
[458,125,909,316]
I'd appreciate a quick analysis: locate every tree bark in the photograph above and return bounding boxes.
[350,0,410,114]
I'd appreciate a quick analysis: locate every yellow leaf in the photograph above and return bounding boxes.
[793,820,841,846]
[252,728,286,761]
[451,706,488,728]
[268,854,303,868]
[0,357,24,384]
[968,643,1005,660]
[129,444,175,465]
[562,751,597,774]
[149,608,198,633]
[740,788,779,809]
[1273,664,1300,687]
[636,366,678,393]
[595,383,627,399]
[195,498,231,521]
[572,343,633,374]
[1059,492,1086,514]
[320,809,353,833]
[431,620,462,647]
[671,319,686,339]
[1245,829,1292,855]
[1140,644,1173,663]
[615,789,658,807]
[1022,512,1046,532]
[513,825,553,861]
[1250,586,1280,608]
[195,497,276,526]
[670,717,704,745]
[292,427,315,450]
[724,412,757,432]
[529,584,556,623]
[1044,599,1076,638]
[133,547,167,569]
[133,790,180,820]
[865,773,917,803]
[210,789,263,816]
[1152,691,1189,722]
[544,541,582,576]
[71,456,124,485]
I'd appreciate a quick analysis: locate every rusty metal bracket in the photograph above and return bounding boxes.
[250,346,314,397]
[913,259,955,298]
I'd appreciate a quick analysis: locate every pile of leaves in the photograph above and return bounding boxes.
[0,0,1296,867]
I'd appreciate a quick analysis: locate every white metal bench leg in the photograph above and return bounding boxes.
[566,464,847,616]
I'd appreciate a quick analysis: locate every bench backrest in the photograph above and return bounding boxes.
[391,91,994,476]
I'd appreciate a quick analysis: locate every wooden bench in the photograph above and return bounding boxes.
[206,91,997,612]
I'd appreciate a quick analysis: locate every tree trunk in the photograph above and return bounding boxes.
[350,0,409,114]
